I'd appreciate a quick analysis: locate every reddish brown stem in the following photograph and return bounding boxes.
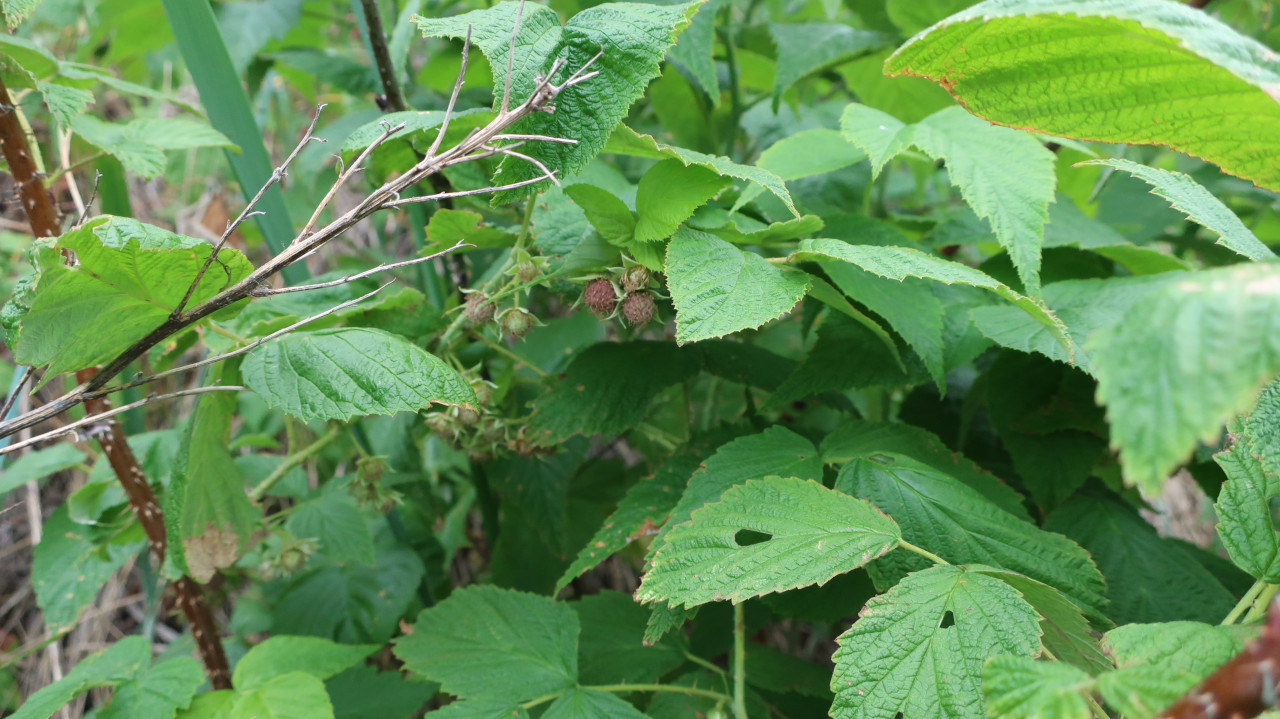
[1158,598,1280,719]
[0,75,231,690]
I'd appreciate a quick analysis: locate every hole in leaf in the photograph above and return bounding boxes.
[893,713,904,719]
[734,529,772,547]
[939,610,955,629]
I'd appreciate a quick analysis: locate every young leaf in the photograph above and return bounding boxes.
[1090,263,1280,494]
[13,217,253,381]
[527,341,702,445]
[415,0,703,201]
[1215,418,1280,582]
[36,81,92,126]
[32,507,145,634]
[10,636,150,719]
[97,657,204,719]
[634,160,729,242]
[324,665,438,719]
[830,565,1042,719]
[1081,159,1274,262]
[983,656,1094,719]
[841,105,1055,294]
[732,128,867,210]
[637,476,902,607]
[789,239,1071,358]
[886,0,1280,191]
[242,327,476,422]
[604,123,797,216]
[1096,622,1249,719]
[233,636,379,691]
[1045,493,1236,625]
[836,456,1107,623]
[769,23,886,110]
[665,227,811,344]
[393,586,578,702]
[226,671,335,719]
[1245,378,1280,478]
[563,183,636,245]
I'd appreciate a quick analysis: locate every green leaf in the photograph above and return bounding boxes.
[638,476,901,607]
[542,689,648,719]
[634,160,730,242]
[667,0,719,103]
[242,328,476,422]
[393,586,577,702]
[415,0,702,202]
[575,590,686,685]
[1045,493,1236,625]
[972,568,1111,675]
[886,0,1280,192]
[562,183,636,244]
[98,657,204,719]
[734,128,866,211]
[1215,418,1280,582]
[841,105,1055,294]
[1083,159,1274,261]
[1090,263,1280,494]
[558,448,705,592]
[2,0,41,30]
[665,227,811,344]
[234,637,379,691]
[13,217,253,381]
[790,239,1071,359]
[287,491,376,565]
[830,564,1042,719]
[983,656,1094,719]
[167,366,258,583]
[769,23,885,110]
[10,636,150,719]
[340,109,485,156]
[0,444,87,499]
[886,0,980,34]
[33,507,146,634]
[1246,377,1280,478]
[836,456,1107,623]
[604,123,797,216]
[228,672,334,719]
[36,81,93,126]
[325,665,438,719]
[800,275,906,373]
[527,341,702,445]
[70,116,235,178]
[771,312,921,403]
[1096,622,1248,719]
[424,208,517,253]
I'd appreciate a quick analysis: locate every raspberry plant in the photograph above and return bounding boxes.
[2,1,1280,719]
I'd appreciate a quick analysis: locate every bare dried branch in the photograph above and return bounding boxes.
[380,172,556,208]
[491,133,579,145]
[492,146,562,187]
[252,240,471,296]
[501,0,528,113]
[428,27,473,160]
[298,120,407,240]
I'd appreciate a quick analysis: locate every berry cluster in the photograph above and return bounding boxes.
[580,262,658,328]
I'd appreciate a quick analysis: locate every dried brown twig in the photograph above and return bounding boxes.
[0,8,598,444]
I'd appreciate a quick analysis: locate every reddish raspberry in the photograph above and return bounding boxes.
[463,291,494,324]
[622,291,655,327]
[582,278,617,318]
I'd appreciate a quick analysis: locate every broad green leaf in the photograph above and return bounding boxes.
[98,657,204,719]
[70,116,235,178]
[234,636,378,690]
[558,448,705,591]
[242,328,476,422]
[10,636,150,719]
[666,227,811,344]
[542,689,648,719]
[1043,198,1190,276]
[563,183,636,245]
[638,476,901,607]
[1045,494,1236,625]
[838,50,954,125]
[420,699,529,719]
[789,238,1072,359]
[841,105,1055,294]
[287,491,376,564]
[837,456,1107,623]
[771,312,923,404]
[13,217,253,381]
[732,128,867,211]
[228,672,334,719]
[527,341,702,445]
[667,0,719,103]
[2,0,40,30]
[0,32,58,78]
[886,0,1280,191]
[0,444,87,499]
[983,656,1093,719]
[576,590,687,685]
[820,420,1031,521]
[634,160,729,242]
[33,507,145,634]
[604,124,797,216]
[1091,263,1280,494]
[166,366,258,583]
[393,586,577,702]
[769,23,885,110]
[415,1,702,202]
[37,81,92,126]
[1246,377,1280,478]
[424,208,517,253]
[325,665,438,719]
[801,275,906,373]
[1215,417,1280,582]
[1083,159,1274,262]
[1096,622,1248,719]
[972,568,1110,675]
[830,565,1041,719]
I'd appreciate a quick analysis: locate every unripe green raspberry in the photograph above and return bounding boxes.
[500,308,534,338]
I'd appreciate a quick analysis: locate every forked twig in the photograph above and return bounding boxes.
[298,119,407,240]
[250,240,471,296]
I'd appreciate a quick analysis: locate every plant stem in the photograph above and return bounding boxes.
[1243,583,1280,623]
[249,424,343,501]
[897,540,950,566]
[358,0,407,112]
[1223,578,1267,625]
[520,683,732,710]
[732,603,748,719]
[470,330,548,376]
